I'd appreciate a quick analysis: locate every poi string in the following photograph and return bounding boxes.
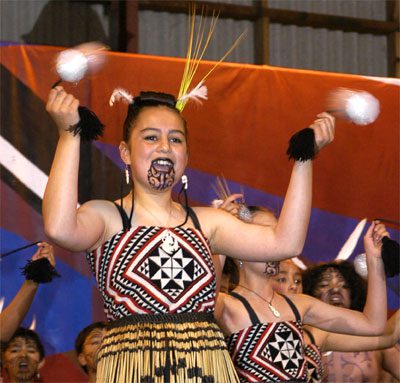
[1,241,41,259]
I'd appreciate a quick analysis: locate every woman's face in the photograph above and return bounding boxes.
[313,268,351,308]
[271,259,303,294]
[78,327,107,374]
[120,106,188,192]
[3,337,44,382]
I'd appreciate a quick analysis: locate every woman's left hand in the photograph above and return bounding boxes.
[364,221,389,259]
[31,242,56,267]
[310,112,336,152]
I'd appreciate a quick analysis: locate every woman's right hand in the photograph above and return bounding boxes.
[46,86,80,135]
[217,193,243,216]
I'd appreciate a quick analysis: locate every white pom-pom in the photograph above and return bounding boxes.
[109,88,134,107]
[354,253,368,278]
[345,91,380,125]
[56,49,88,82]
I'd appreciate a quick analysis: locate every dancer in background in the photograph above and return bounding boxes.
[302,261,400,382]
[215,196,396,382]
[215,200,388,382]
[75,322,108,383]
[1,328,45,383]
[1,242,55,342]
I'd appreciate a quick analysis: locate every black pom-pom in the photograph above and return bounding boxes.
[382,236,400,278]
[286,127,317,161]
[21,258,60,284]
[67,106,105,142]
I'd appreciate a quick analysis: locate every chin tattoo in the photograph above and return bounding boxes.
[147,165,175,191]
[265,261,280,277]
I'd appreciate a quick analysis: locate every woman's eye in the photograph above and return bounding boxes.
[170,137,183,143]
[277,277,286,283]
[295,279,302,285]
[144,135,157,141]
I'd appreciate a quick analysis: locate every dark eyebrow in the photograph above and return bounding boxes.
[140,127,185,136]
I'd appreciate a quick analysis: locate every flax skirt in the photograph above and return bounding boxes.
[97,312,239,383]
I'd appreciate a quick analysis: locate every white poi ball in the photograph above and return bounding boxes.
[345,91,380,125]
[56,49,88,82]
[354,253,368,279]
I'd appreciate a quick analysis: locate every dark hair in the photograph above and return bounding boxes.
[1,328,45,360]
[222,257,239,291]
[302,261,367,312]
[74,322,108,373]
[123,91,187,142]
[221,205,277,291]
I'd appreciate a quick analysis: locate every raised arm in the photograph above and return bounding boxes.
[0,243,54,342]
[308,309,399,353]
[302,222,388,336]
[205,112,335,262]
[43,87,105,251]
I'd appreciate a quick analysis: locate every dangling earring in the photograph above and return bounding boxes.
[239,260,243,268]
[181,175,188,190]
[125,164,130,185]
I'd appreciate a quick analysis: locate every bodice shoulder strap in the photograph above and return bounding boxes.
[303,327,316,344]
[113,202,131,231]
[229,291,261,326]
[186,206,202,230]
[280,294,301,322]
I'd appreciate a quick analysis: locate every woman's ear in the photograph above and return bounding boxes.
[119,141,131,165]
[78,352,88,367]
[38,358,46,369]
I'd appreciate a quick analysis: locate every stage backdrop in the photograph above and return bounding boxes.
[1,44,399,379]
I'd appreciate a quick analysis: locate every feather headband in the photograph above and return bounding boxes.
[109,5,245,112]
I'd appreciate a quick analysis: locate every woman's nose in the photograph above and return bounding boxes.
[159,138,171,153]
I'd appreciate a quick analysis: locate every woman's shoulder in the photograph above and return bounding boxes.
[80,199,122,219]
[191,205,235,232]
[81,199,116,210]
[80,200,125,249]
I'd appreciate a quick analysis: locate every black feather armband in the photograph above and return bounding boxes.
[66,106,105,142]
[381,237,400,278]
[21,258,60,284]
[286,127,317,162]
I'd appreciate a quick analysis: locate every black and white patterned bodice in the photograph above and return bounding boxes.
[87,226,216,320]
[304,342,324,383]
[227,320,307,382]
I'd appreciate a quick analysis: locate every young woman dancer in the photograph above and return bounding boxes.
[215,204,388,382]
[43,86,335,381]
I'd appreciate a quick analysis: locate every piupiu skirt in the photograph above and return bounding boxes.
[97,311,239,383]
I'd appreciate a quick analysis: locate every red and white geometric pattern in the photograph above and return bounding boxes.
[87,226,216,319]
[227,321,307,382]
[304,343,324,383]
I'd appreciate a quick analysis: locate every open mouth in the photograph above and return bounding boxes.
[329,293,343,306]
[152,158,174,172]
[18,360,29,371]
